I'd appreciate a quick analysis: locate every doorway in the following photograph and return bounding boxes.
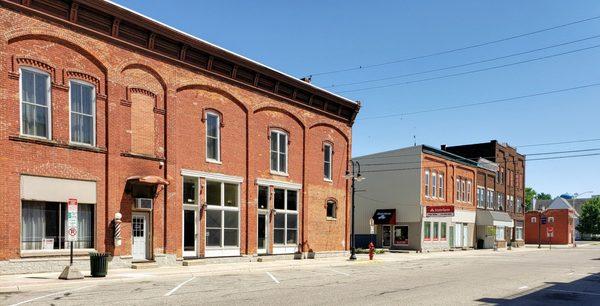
[183,209,197,257]
[257,213,268,254]
[132,213,149,261]
[462,223,469,247]
[454,224,463,248]
[382,225,391,247]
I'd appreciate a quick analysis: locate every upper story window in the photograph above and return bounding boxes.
[270,130,288,174]
[497,192,504,211]
[323,143,332,181]
[431,171,437,198]
[206,112,220,162]
[460,179,466,202]
[438,173,444,199]
[455,178,460,201]
[20,68,51,139]
[424,170,430,197]
[70,81,96,146]
[466,180,472,203]
[477,186,485,208]
[487,189,495,209]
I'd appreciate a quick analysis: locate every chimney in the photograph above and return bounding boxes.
[441,144,447,150]
[532,198,537,211]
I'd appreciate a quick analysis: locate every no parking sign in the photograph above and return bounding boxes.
[66,198,78,242]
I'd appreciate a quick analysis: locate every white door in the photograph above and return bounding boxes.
[462,223,469,247]
[132,213,148,261]
[183,209,197,257]
[454,224,462,247]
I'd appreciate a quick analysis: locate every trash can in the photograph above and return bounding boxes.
[477,239,484,249]
[89,252,110,277]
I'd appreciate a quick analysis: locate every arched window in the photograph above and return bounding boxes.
[326,200,337,219]
[270,129,288,174]
[206,111,221,162]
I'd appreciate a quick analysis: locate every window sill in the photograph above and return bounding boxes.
[326,217,337,221]
[20,249,97,258]
[9,135,107,154]
[324,178,333,183]
[121,152,165,161]
[270,171,289,177]
[206,159,222,165]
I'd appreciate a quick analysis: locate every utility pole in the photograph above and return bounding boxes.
[346,160,364,260]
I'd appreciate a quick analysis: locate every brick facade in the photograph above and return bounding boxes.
[0,0,358,266]
[524,210,575,245]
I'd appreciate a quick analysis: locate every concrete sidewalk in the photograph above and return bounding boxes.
[0,246,539,293]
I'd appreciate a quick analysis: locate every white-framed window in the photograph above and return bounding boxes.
[440,222,447,240]
[466,180,472,203]
[438,173,444,199]
[206,112,220,162]
[431,171,437,198]
[515,226,523,241]
[20,67,51,139]
[270,130,288,174]
[497,193,504,211]
[496,226,505,241]
[273,188,298,245]
[424,221,431,241]
[455,178,460,201]
[205,180,240,248]
[548,217,554,223]
[433,222,439,240]
[487,189,495,209]
[516,197,523,213]
[461,179,466,202]
[424,170,430,197]
[323,143,332,181]
[531,217,537,223]
[477,186,485,208]
[326,200,336,219]
[69,80,96,146]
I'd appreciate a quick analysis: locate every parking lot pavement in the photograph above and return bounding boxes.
[2,245,600,305]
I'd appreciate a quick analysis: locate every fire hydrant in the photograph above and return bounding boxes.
[368,242,375,260]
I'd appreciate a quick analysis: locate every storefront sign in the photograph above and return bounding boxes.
[42,238,54,250]
[66,198,78,242]
[373,209,396,225]
[426,206,455,217]
[477,158,499,172]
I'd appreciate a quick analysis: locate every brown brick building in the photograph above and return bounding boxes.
[442,140,526,247]
[0,0,359,273]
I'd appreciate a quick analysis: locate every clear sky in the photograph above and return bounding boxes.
[114,0,600,197]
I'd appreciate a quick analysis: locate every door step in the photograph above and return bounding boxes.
[131,261,158,269]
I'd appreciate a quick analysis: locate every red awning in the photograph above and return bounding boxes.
[126,175,169,185]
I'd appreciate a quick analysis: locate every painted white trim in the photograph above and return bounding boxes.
[269,129,288,175]
[323,143,332,181]
[181,169,243,183]
[205,111,220,162]
[19,67,52,140]
[68,79,97,147]
[272,246,297,255]
[256,178,302,190]
[104,0,358,106]
[205,248,240,257]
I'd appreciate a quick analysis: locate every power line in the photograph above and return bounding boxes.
[527,152,600,161]
[337,43,600,94]
[356,81,600,120]
[325,34,600,89]
[306,14,600,77]
[526,148,600,156]
[516,138,600,148]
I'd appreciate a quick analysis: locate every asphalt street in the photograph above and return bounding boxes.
[2,244,600,305]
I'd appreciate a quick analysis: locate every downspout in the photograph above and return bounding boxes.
[163,90,168,254]
[301,127,306,252]
[345,134,350,251]
[104,73,109,254]
[245,111,249,254]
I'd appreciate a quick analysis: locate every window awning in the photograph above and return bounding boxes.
[126,175,169,185]
[476,210,514,228]
[372,209,396,225]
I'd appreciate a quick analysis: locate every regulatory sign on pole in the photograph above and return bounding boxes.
[369,218,375,235]
[541,216,547,225]
[66,198,78,242]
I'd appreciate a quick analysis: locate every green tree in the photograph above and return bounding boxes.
[576,197,600,235]
[536,193,552,200]
[525,187,536,211]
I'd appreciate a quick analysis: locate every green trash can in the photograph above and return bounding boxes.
[89,252,110,277]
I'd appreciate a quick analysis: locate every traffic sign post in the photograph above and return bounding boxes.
[547,226,554,250]
[59,199,83,280]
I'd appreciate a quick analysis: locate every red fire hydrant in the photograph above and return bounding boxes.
[368,242,375,260]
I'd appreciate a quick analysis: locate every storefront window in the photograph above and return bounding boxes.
[496,226,505,241]
[183,177,197,204]
[21,201,94,250]
[393,225,408,245]
[424,221,431,241]
[441,222,447,240]
[258,186,269,209]
[515,226,523,241]
[433,222,439,240]
[273,189,298,245]
[205,181,240,247]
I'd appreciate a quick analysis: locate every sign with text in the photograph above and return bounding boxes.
[426,205,455,217]
[66,198,78,242]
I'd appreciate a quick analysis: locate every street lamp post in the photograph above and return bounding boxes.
[346,160,364,260]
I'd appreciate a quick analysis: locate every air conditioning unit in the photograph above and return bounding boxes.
[135,198,153,210]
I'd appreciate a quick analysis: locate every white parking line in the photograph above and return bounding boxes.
[329,269,350,276]
[9,285,95,306]
[518,286,529,290]
[164,276,196,297]
[547,289,600,296]
[266,272,280,284]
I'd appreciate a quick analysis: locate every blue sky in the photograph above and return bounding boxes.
[114,0,600,197]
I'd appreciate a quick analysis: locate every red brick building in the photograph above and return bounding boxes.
[0,0,359,273]
[525,198,578,245]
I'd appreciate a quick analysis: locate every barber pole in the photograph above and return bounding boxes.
[114,212,123,247]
